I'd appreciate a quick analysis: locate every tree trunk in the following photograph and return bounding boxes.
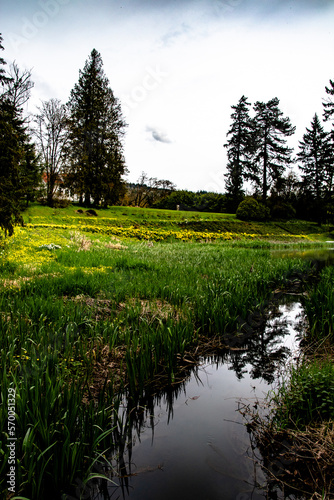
[262,129,268,201]
[84,192,91,207]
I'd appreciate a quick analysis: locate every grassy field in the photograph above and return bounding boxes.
[21,203,334,241]
[1,204,333,499]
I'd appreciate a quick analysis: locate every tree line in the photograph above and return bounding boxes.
[223,91,334,221]
[150,90,334,221]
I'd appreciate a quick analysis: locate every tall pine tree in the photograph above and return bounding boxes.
[0,35,39,234]
[323,79,334,123]
[297,113,333,202]
[66,49,127,207]
[250,98,295,201]
[224,95,252,208]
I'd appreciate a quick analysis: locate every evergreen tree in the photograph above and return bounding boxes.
[0,109,25,235]
[0,35,24,235]
[323,79,334,199]
[323,79,334,123]
[6,62,41,207]
[297,113,333,202]
[66,49,127,207]
[0,35,39,235]
[251,98,295,201]
[224,95,253,207]
[0,34,10,87]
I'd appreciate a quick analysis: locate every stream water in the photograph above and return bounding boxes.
[86,298,306,500]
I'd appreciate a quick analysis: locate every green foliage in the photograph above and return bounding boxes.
[224,95,252,202]
[126,171,176,207]
[323,78,334,122]
[251,98,295,200]
[66,49,127,207]
[0,35,40,235]
[51,197,72,209]
[272,360,334,430]
[297,113,333,204]
[271,201,296,220]
[223,96,296,206]
[154,189,227,213]
[304,265,334,342]
[236,197,270,221]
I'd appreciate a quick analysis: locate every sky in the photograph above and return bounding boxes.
[1,0,334,193]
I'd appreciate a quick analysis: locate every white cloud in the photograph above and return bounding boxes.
[146,126,172,144]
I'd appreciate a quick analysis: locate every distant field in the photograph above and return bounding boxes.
[21,203,334,242]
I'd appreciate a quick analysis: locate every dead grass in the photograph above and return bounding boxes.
[239,400,334,498]
[65,295,185,324]
[65,294,116,320]
[83,344,127,402]
[70,231,93,251]
[1,272,61,289]
[118,298,185,323]
[104,242,128,250]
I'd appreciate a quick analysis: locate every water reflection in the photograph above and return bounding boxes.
[76,299,306,500]
[271,246,334,266]
[226,299,305,384]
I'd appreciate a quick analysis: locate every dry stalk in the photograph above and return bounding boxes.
[239,397,334,498]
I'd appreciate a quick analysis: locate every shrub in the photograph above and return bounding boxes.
[52,197,72,208]
[86,209,98,216]
[36,197,71,208]
[236,197,269,221]
[271,202,296,220]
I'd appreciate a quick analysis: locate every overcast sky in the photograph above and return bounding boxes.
[1,0,334,192]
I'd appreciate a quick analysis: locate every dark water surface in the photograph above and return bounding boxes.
[271,246,334,265]
[89,299,306,500]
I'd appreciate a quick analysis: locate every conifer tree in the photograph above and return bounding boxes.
[250,98,295,201]
[0,34,39,234]
[297,113,333,201]
[0,34,9,87]
[0,35,24,235]
[224,95,253,207]
[323,79,334,123]
[66,49,127,207]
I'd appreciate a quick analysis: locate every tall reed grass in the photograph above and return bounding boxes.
[304,266,334,343]
[271,360,334,430]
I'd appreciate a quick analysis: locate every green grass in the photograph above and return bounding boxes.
[1,203,333,498]
[304,266,334,343]
[271,360,334,430]
[21,202,334,239]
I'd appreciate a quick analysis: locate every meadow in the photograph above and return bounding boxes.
[1,204,333,499]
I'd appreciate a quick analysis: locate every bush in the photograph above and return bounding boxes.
[36,197,71,208]
[271,202,296,220]
[236,197,269,221]
[86,209,98,216]
[52,197,72,208]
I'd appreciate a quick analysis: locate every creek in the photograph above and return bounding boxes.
[86,299,305,500]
